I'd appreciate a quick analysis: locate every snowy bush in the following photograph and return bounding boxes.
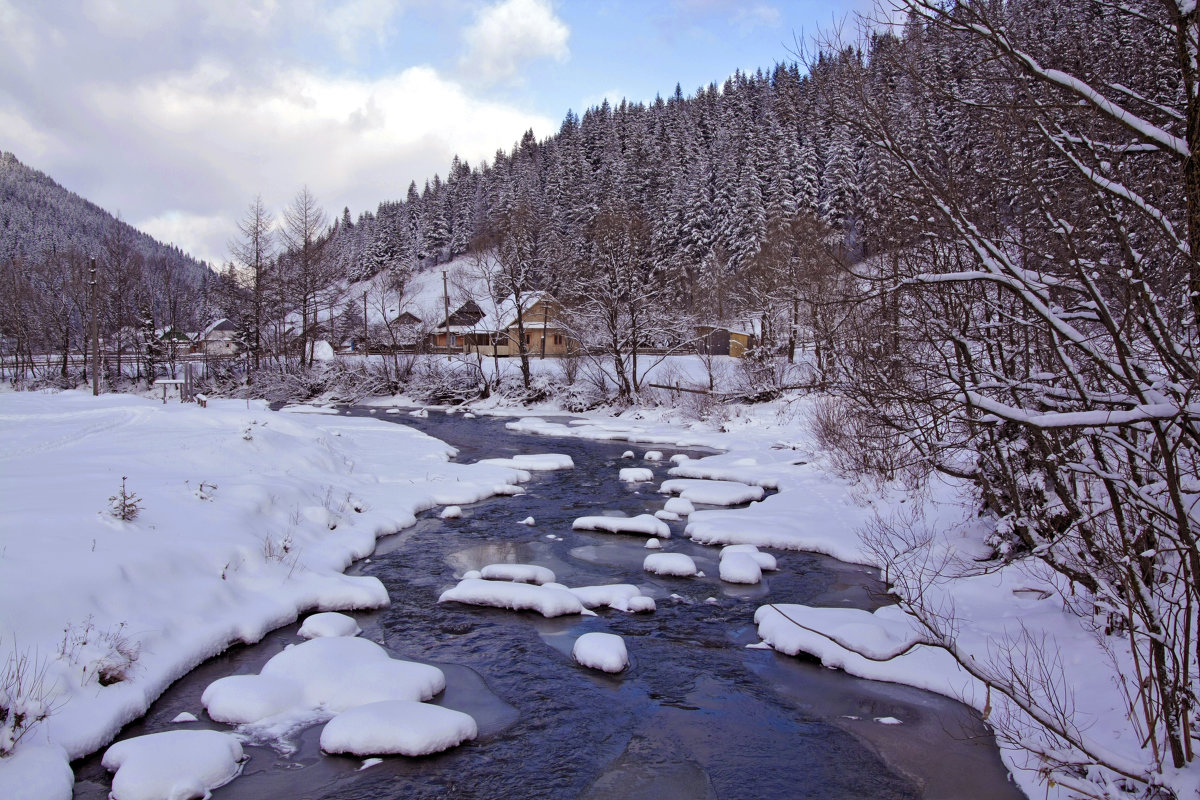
[57,618,140,687]
[0,646,56,755]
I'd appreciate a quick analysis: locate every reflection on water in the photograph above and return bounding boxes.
[72,408,1024,800]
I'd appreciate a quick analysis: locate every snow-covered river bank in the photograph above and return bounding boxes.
[63,406,1019,799]
[0,392,1036,799]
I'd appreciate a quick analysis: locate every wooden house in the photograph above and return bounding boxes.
[696,324,756,358]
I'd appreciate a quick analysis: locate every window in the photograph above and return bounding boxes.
[553,334,563,345]
[525,334,531,345]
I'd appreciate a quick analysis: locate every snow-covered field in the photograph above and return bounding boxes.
[0,386,1183,799]
[0,390,539,798]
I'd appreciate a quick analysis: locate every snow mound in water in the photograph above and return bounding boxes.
[655,510,679,521]
[298,611,361,639]
[619,467,655,482]
[720,544,777,571]
[440,506,462,519]
[664,497,695,515]
[439,578,589,617]
[568,583,654,612]
[480,454,574,471]
[643,553,698,577]
[102,730,244,800]
[719,552,763,584]
[644,537,663,549]
[660,478,764,506]
[572,632,629,673]
[202,637,445,726]
[669,454,690,464]
[643,450,664,461]
[517,516,536,526]
[621,450,634,459]
[573,514,670,538]
[320,700,477,757]
[480,563,556,585]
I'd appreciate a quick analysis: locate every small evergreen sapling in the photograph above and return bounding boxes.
[108,476,142,521]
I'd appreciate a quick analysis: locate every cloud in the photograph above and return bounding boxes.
[460,0,569,86]
[0,2,556,267]
[111,62,556,264]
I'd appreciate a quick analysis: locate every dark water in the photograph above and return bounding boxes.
[73,408,1024,800]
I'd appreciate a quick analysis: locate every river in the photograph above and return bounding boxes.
[73,407,1024,800]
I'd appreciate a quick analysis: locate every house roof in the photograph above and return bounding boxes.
[202,318,237,338]
[437,291,553,334]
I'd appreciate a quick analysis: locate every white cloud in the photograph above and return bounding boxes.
[460,0,569,86]
[99,62,556,264]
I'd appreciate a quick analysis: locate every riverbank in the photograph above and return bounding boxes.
[0,391,542,798]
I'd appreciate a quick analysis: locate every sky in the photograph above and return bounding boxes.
[0,0,868,267]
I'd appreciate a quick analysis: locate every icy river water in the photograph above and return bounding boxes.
[73,408,1024,800]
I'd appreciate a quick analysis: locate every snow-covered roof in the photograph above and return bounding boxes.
[435,291,552,334]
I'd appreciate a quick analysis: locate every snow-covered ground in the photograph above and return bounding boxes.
[1,385,1181,799]
[0,390,545,798]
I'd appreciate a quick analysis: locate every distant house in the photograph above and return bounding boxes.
[197,318,240,356]
[433,293,575,357]
[696,324,756,358]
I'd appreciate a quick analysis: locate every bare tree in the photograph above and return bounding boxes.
[229,195,275,373]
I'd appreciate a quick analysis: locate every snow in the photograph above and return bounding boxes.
[101,730,244,800]
[644,538,663,549]
[669,454,690,464]
[720,544,777,571]
[517,516,536,526]
[0,745,74,800]
[438,578,589,617]
[643,553,699,577]
[621,450,634,459]
[440,506,462,519]
[572,514,671,538]
[480,453,574,471]
[311,340,335,362]
[202,637,446,735]
[718,552,762,584]
[654,510,679,521]
[567,584,653,612]
[618,467,655,482]
[298,612,361,639]
[170,712,197,724]
[572,632,629,673]
[319,700,477,757]
[659,478,764,506]
[663,497,695,515]
[479,563,556,585]
[643,450,664,461]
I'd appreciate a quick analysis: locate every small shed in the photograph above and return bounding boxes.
[696,325,756,358]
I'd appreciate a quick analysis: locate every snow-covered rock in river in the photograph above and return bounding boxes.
[643,553,699,577]
[720,544,777,572]
[202,637,445,726]
[663,497,695,515]
[439,578,589,617]
[568,583,654,612]
[621,450,635,459]
[440,506,462,519]
[517,516,536,526]
[619,467,655,483]
[480,563,556,585]
[102,730,244,800]
[660,478,764,507]
[298,611,361,639]
[319,700,477,757]
[480,454,574,471]
[643,450,664,461]
[718,552,763,584]
[644,537,663,549]
[654,510,680,521]
[572,514,670,538]
[572,632,629,673]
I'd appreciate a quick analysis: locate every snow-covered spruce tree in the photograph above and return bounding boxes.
[821,1,1199,793]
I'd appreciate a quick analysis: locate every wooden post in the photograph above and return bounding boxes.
[442,270,452,358]
[362,290,368,352]
[90,258,100,396]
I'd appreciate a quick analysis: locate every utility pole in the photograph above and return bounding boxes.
[90,258,100,396]
[362,290,368,353]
